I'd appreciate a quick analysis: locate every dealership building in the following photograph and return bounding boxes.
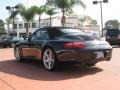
[5,15,100,37]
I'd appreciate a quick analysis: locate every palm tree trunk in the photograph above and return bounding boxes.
[39,15,41,28]
[7,21,10,37]
[81,22,83,30]
[50,15,51,27]
[26,20,29,37]
[61,9,66,27]
[13,18,15,36]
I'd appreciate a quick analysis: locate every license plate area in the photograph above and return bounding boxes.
[95,51,104,59]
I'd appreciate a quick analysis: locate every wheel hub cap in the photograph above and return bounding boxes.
[43,49,55,70]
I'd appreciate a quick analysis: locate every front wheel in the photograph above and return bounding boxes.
[14,46,23,62]
[42,48,57,71]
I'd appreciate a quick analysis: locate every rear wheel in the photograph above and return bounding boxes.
[14,46,23,62]
[42,48,57,71]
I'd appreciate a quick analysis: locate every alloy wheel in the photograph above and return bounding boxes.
[15,47,21,62]
[42,48,55,70]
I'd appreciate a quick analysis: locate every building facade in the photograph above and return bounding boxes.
[6,15,100,37]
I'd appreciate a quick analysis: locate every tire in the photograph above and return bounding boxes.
[14,46,23,62]
[42,48,57,71]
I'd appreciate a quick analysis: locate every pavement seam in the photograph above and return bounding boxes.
[0,78,16,90]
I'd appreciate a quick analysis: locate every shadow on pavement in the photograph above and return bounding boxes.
[0,59,103,81]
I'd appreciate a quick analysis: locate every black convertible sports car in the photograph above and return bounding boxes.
[14,27,112,70]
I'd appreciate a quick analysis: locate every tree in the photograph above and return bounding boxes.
[32,6,46,28]
[9,4,25,18]
[79,16,86,30]
[0,19,4,34]
[9,10,19,19]
[5,18,12,36]
[9,4,24,36]
[46,0,86,27]
[79,15,97,29]
[19,7,36,36]
[45,7,57,26]
[79,15,98,24]
[105,20,119,29]
[90,20,97,25]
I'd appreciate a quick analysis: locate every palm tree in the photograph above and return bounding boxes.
[90,20,97,25]
[9,10,19,19]
[79,16,86,30]
[0,19,4,34]
[46,0,86,27]
[9,4,24,36]
[5,18,12,36]
[45,7,57,26]
[19,7,36,36]
[33,6,46,28]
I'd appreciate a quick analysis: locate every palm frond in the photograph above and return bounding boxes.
[9,10,19,19]
[45,7,58,16]
[19,7,35,21]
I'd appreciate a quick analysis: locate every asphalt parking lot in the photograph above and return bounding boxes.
[0,47,120,90]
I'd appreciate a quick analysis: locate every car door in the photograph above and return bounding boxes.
[21,30,40,59]
[21,28,49,60]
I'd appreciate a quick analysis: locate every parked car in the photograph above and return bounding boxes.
[14,27,112,71]
[10,37,24,47]
[84,31,101,38]
[0,37,11,48]
[0,36,24,48]
[106,28,120,45]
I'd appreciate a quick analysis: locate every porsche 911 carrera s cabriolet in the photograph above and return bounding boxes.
[14,27,112,70]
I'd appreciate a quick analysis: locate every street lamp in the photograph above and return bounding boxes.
[6,5,20,36]
[93,0,108,37]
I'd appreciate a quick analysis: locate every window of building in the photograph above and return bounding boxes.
[19,24,23,29]
[14,24,17,29]
[24,23,27,28]
[32,23,36,28]
[24,23,30,28]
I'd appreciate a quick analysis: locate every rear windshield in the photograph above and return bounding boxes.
[106,29,120,36]
[60,29,84,34]
[48,28,84,39]
[59,34,101,41]
[76,34,101,41]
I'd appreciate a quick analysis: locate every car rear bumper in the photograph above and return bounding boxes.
[57,49,112,64]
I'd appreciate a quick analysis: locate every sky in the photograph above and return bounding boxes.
[0,0,119,27]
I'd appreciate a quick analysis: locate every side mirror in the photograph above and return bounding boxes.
[28,38,31,42]
[24,37,28,40]
[25,37,29,40]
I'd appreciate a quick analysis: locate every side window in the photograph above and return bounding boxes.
[30,32,38,41]
[36,30,49,40]
[30,29,49,41]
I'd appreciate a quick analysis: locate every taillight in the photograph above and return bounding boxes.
[64,42,86,48]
